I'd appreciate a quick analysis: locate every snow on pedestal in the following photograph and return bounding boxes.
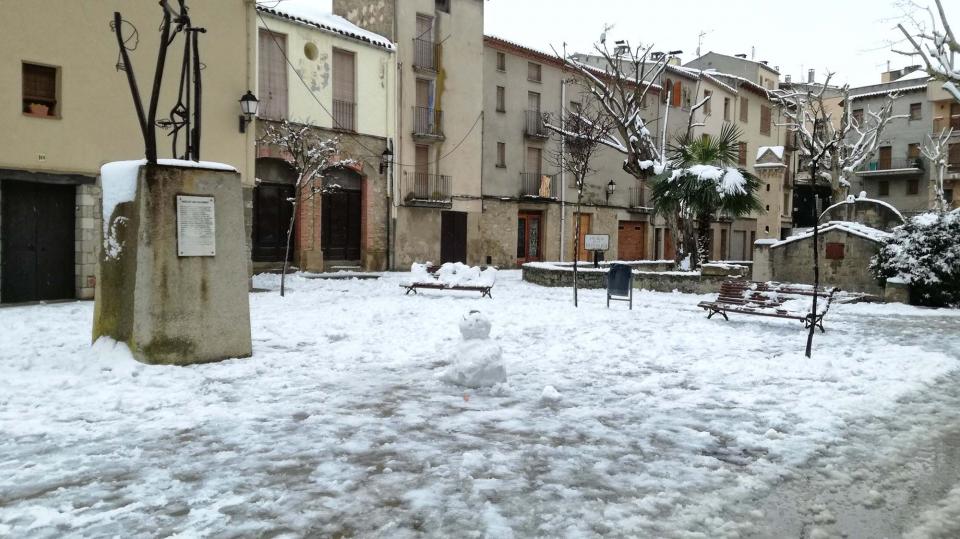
[441,311,507,388]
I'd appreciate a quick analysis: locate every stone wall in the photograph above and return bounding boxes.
[76,184,101,299]
[762,228,885,296]
[522,262,744,294]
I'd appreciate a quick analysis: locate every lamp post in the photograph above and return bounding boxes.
[605,178,616,203]
[239,90,259,133]
[379,147,393,174]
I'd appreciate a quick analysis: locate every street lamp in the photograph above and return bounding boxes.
[606,179,616,203]
[379,147,393,174]
[239,90,259,133]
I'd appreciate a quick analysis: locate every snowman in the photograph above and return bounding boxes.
[441,310,506,388]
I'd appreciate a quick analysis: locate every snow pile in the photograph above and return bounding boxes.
[774,221,891,248]
[540,385,562,403]
[441,311,506,388]
[756,146,785,160]
[409,263,498,287]
[671,165,748,196]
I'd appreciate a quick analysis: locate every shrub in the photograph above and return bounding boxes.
[870,209,960,307]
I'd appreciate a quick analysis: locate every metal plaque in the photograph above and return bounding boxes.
[584,234,609,251]
[176,195,216,257]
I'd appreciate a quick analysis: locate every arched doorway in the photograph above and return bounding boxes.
[321,168,363,263]
[252,158,297,263]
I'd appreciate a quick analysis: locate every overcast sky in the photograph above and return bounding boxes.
[483,0,936,88]
[310,0,935,88]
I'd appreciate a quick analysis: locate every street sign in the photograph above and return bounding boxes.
[584,234,609,251]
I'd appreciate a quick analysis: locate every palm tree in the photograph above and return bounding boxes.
[650,123,763,268]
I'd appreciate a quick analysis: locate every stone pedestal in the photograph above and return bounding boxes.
[752,239,778,282]
[93,163,252,365]
[883,279,911,304]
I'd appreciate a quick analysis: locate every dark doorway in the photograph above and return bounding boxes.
[1,180,75,303]
[517,211,542,263]
[441,210,467,264]
[322,190,362,261]
[793,185,834,227]
[252,183,295,262]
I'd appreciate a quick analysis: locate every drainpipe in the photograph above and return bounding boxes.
[559,43,567,262]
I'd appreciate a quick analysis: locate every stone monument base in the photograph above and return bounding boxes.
[93,161,252,365]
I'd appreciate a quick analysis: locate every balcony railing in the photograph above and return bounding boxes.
[861,157,924,173]
[412,106,444,138]
[524,110,549,138]
[629,186,647,209]
[412,38,440,71]
[933,116,960,132]
[332,99,356,132]
[519,172,558,199]
[404,173,451,206]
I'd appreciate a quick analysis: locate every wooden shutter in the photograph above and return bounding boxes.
[415,145,429,174]
[526,147,541,174]
[497,142,505,166]
[416,78,432,108]
[416,14,433,39]
[333,49,355,103]
[703,90,711,115]
[258,30,287,119]
[22,63,57,115]
[528,91,540,113]
[740,96,748,123]
[879,146,891,169]
[672,81,682,107]
[723,97,730,121]
[760,105,771,135]
[949,143,960,165]
[738,142,747,165]
[527,62,541,82]
[496,86,505,111]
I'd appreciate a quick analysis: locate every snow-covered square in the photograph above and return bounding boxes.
[2,271,959,537]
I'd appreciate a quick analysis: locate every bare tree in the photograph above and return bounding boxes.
[545,100,617,307]
[259,120,352,296]
[896,0,960,102]
[922,127,955,211]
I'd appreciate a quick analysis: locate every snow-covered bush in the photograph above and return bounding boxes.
[870,210,960,307]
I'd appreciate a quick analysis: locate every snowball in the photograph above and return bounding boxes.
[459,310,492,340]
[540,385,562,402]
[858,191,867,199]
[764,428,783,440]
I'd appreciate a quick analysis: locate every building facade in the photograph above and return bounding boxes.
[254,4,396,272]
[334,0,485,269]
[0,0,255,303]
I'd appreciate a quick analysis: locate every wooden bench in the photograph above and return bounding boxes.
[401,263,495,298]
[697,280,839,332]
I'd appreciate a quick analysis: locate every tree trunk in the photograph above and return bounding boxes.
[572,187,583,307]
[280,174,304,297]
[806,162,820,358]
[696,212,712,264]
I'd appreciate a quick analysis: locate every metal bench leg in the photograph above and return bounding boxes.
[483,289,492,299]
[405,286,417,295]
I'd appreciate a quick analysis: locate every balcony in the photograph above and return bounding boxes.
[412,107,444,139]
[332,99,356,132]
[857,157,924,176]
[524,110,549,139]
[403,173,451,207]
[629,186,649,211]
[519,172,559,199]
[933,116,960,133]
[412,38,440,72]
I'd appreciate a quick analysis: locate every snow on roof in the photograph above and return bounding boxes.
[896,69,933,81]
[850,84,927,100]
[773,221,891,248]
[693,51,781,74]
[256,1,394,51]
[670,66,739,94]
[756,146,785,160]
[819,194,905,223]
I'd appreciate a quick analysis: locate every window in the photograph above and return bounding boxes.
[766,183,771,192]
[739,96,749,123]
[569,100,581,113]
[825,243,845,260]
[435,0,450,12]
[496,142,506,167]
[22,62,58,117]
[909,103,922,121]
[527,62,541,82]
[682,86,691,109]
[332,48,356,131]
[907,179,920,195]
[738,142,747,166]
[760,105,771,136]
[723,97,731,121]
[496,86,505,112]
[663,79,672,103]
[950,143,960,169]
[878,180,890,196]
[908,143,921,160]
[672,81,682,108]
[257,30,288,119]
[852,108,864,125]
[703,90,712,115]
[496,51,506,72]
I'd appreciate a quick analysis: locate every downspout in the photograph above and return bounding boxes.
[391,0,400,271]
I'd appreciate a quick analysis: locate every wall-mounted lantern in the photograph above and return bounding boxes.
[239,90,259,133]
[606,179,617,203]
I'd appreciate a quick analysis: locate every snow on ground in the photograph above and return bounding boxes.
[1,271,959,537]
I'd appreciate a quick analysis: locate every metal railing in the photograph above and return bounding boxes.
[332,99,355,132]
[519,172,558,198]
[933,117,960,132]
[412,38,440,71]
[412,106,443,137]
[404,173,451,204]
[629,186,647,208]
[524,110,549,138]
[864,157,924,172]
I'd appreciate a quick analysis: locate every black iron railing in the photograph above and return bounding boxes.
[413,106,443,137]
[864,157,924,171]
[412,38,440,71]
[524,110,548,138]
[332,99,356,132]
[520,172,558,198]
[405,173,451,204]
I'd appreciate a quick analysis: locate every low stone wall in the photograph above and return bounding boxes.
[522,262,746,295]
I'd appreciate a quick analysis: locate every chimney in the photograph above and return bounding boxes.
[807,69,815,83]
[735,53,747,59]
[785,74,792,83]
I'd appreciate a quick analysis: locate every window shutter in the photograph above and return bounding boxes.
[672,81,682,107]
[333,49,355,103]
[739,96,748,123]
[258,30,288,119]
[760,105,771,135]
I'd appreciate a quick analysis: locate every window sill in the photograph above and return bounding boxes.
[496,108,506,113]
[495,164,506,168]
[527,78,542,84]
[23,112,59,120]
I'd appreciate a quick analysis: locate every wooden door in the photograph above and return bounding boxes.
[576,213,592,261]
[1,180,75,303]
[441,211,467,264]
[878,146,892,169]
[322,190,362,261]
[252,183,294,262]
[517,211,542,263]
[663,228,675,260]
[617,221,647,261]
[257,30,288,119]
[732,231,746,261]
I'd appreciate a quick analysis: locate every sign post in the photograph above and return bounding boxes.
[584,234,609,268]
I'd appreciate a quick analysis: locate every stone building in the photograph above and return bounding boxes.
[333,0,485,268]
[254,3,396,272]
[0,1,255,303]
